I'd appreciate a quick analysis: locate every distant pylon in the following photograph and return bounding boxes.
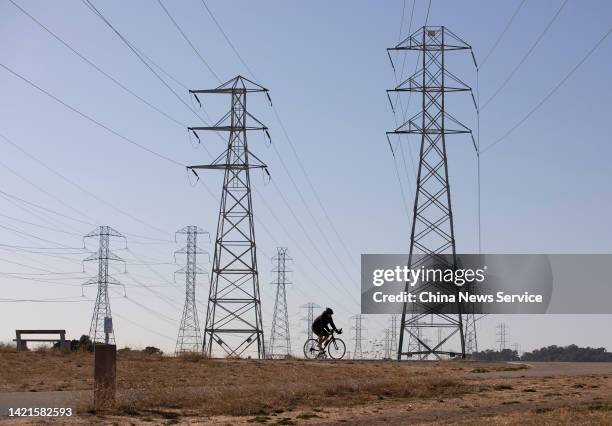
[383,328,392,359]
[174,226,209,355]
[82,226,126,345]
[390,315,399,355]
[464,312,478,354]
[496,323,507,351]
[301,302,321,341]
[268,247,292,359]
[352,314,366,360]
[188,76,271,359]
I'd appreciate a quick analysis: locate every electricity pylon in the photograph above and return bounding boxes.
[351,314,366,360]
[188,76,270,359]
[82,226,126,345]
[268,247,292,359]
[174,226,209,355]
[464,311,478,354]
[301,302,321,341]
[390,315,399,355]
[387,26,478,360]
[496,323,507,351]
[383,328,392,359]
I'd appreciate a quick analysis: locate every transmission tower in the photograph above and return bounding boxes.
[464,312,478,354]
[496,323,507,351]
[188,76,270,359]
[387,26,478,360]
[268,247,292,359]
[82,226,126,345]
[301,302,321,341]
[383,328,392,360]
[174,226,208,355]
[390,315,399,356]
[351,314,366,360]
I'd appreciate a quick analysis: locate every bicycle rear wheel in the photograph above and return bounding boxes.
[303,339,319,359]
[327,338,346,359]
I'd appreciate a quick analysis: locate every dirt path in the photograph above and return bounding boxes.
[474,361,612,378]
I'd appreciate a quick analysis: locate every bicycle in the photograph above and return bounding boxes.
[303,329,346,360]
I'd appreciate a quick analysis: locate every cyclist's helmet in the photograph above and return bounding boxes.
[325,307,334,315]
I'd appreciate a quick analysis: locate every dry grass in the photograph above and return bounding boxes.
[1,350,610,424]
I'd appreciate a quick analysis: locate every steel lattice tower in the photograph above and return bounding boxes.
[268,247,292,359]
[174,226,208,355]
[351,314,366,360]
[387,26,477,360]
[301,302,321,341]
[496,323,507,351]
[464,311,478,354]
[390,315,399,356]
[383,329,392,360]
[82,226,126,345]
[188,76,269,359]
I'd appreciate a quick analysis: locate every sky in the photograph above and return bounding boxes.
[0,0,611,356]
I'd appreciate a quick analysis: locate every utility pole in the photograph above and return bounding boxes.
[387,26,478,360]
[496,323,507,351]
[301,302,321,341]
[188,76,270,359]
[268,247,292,359]
[174,226,208,355]
[352,314,366,360]
[82,226,126,345]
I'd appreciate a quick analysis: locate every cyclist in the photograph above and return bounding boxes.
[312,307,341,351]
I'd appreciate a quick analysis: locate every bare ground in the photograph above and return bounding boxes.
[0,348,610,425]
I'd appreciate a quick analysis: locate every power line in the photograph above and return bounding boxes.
[199,0,257,80]
[81,0,216,145]
[0,62,185,167]
[481,0,569,110]
[8,0,186,128]
[482,25,612,154]
[157,0,221,83]
[479,0,527,69]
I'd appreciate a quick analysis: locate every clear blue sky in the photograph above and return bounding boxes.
[0,0,611,355]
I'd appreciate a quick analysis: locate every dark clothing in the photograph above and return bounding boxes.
[312,312,337,337]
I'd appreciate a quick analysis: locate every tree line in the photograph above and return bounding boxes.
[472,344,612,362]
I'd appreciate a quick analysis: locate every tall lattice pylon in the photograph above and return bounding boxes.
[383,329,392,359]
[188,76,270,359]
[268,247,292,359]
[390,315,399,356]
[174,226,209,355]
[82,226,126,345]
[387,26,478,360]
[301,302,321,341]
[351,314,366,360]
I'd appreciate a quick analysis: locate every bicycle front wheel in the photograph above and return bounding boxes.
[327,338,346,359]
[303,338,319,359]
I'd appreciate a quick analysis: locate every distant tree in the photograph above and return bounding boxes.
[471,349,520,361]
[78,335,94,352]
[521,345,612,362]
[143,346,163,356]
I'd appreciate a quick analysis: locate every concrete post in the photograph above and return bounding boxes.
[94,344,116,409]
